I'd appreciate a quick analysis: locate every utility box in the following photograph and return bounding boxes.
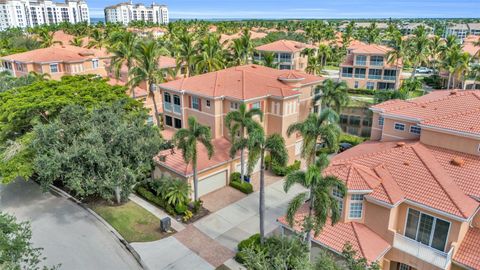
[160,217,171,232]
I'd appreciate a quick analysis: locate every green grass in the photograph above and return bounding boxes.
[92,201,171,242]
[323,65,339,71]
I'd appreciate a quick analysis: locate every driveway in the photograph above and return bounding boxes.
[0,180,142,270]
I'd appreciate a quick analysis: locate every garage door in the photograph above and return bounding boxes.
[198,170,227,197]
[236,159,261,174]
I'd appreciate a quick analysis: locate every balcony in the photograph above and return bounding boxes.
[393,233,453,269]
[368,75,382,80]
[370,61,384,66]
[164,102,172,112]
[383,75,396,81]
[354,73,366,79]
[341,73,353,78]
[173,104,181,114]
[355,60,367,66]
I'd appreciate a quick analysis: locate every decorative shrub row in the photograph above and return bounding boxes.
[235,234,261,264]
[271,160,301,176]
[230,179,254,194]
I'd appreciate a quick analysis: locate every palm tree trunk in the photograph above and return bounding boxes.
[193,163,199,202]
[127,62,135,99]
[447,73,452,90]
[411,65,417,79]
[395,59,400,89]
[305,185,315,253]
[259,149,266,244]
[240,126,246,183]
[149,82,162,129]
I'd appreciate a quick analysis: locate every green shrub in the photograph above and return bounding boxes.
[136,186,166,209]
[339,133,366,146]
[175,203,187,214]
[192,200,203,214]
[347,88,376,96]
[271,160,301,176]
[236,234,262,264]
[230,180,254,194]
[264,154,272,170]
[230,172,241,182]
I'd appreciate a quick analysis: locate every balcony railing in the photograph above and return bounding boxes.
[341,73,353,78]
[383,75,396,81]
[355,60,367,66]
[354,73,366,79]
[368,75,382,80]
[370,61,384,66]
[164,102,172,112]
[173,104,181,114]
[393,233,453,269]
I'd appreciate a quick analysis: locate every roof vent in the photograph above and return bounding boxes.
[251,65,257,68]
[451,157,465,167]
[403,161,410,166]
[396,142,406,147]
[450,90,458,95]
[421,105,427,108]
[158,154,168,162]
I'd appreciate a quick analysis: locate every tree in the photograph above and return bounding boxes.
[259,51,278,68]
[69,36,84,47]
[387,33,407,88]
[87,28,108,49]
[109,32,138,97]
[173,30,197,77]
[373,89,408,103]
[172,117,214,202]
[407,26,430,78]
[283,154,346,251]
[0,75,138,184]
[246,123,287,243]
[195,34,225,73]
[316,79,349,113]
[36,28,61,48]
[226,103,263,183]
[0,71,43,93]
[32,103,164,203]
[0,211,59,270]
[317,44,332,70]
[129,40,164,129]
[342,243,380,270]
[287,109,341,166]
[428,35,445,75]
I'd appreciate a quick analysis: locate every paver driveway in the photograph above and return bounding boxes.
[0,180,142,270]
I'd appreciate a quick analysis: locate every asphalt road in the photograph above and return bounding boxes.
[0,180,142,270]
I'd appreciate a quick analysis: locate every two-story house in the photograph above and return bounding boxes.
[153,64,323,197]
[279,90,480,270]
[254,40,317,72]
[340,43,402,90]
[0,45,110,80]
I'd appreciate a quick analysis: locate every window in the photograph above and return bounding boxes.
[165,115,173,126]
[370,55,384,66]
[173,95,181,105]
[349,116,361,126]
[340,115,348,124]
[394,122,405,131]
[349,194,364,219]
[279,64,291,70]
[354,81,359,88]
[368,69,382,80]
[174,118,182,129]
[332,186,344,215]
[378,116,384,126]
[251,102,260,109]
[366,81,375,90]
[404,208,451,252]
[355,55,367,65]
[230,102,239,110]
[92,59,99,69]
[354,68,366,78]
[410,125,421,135]
[398,263,411,270]
[164,93,171,103]
[192,96,200,110]
[206,100,211,108]
[341,67,353,78]
[50,63,59,73]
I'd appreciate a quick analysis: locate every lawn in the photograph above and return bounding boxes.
[91,201,172,242]
[323,65,339,71]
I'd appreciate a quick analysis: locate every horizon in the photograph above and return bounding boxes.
[88,0,480,20]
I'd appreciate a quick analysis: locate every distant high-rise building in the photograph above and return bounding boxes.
[0,0,89,31]
[104,1,169,25]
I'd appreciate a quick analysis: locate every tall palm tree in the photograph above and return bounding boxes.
[316,79,349,113]
[36,28,61,48]
[174,30,197,77]
[284,153,346,251]
[442,45,463,89]
[238,29,254,64]
[69,36,84,47]
[317,44,332,71]
[471,64,480,90]
[408,26,431,78]
[428,35,445,75]
[305,57,322,75]
[246,123,287,243]
[173,117,214,202]
[226,103,263,183]
[109,32,138,97]
[287,109,341,166]
[87,28,107,49]
[195,34,225,74]
[129,40,164,128]
[387,33,407,88]
[456,52,472,89]
[260,51,278,68]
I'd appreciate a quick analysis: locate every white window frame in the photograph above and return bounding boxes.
[378,116,384,126]
[230,101,239,110]
[332,186,344,215]
[403,208,451,252]
[409,125,421,135]
[394,122,406,131]
[192,96,200,110]
[92,59,99,69]
[348,194,364,219]
[50,63,59,73]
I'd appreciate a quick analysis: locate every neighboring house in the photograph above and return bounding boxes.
[279,90,480,270]
[254,40,317,71]
[401,23,434,35]
[219,31,267,47]
[127,27,166,38]
[339,106,372,137]
[153,64,323,196]
[338,22,389,32]
[0,45,109,80]
[0,0,89,31]
[104,1,169,25]
[443,23,480,41]
[340,43,402,90]
[462,36,480,90]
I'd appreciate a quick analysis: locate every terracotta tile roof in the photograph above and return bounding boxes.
[255,39,316,53]
[1,45,109,63]
[453,227,480,270]
[372,90,480,136]
[154,136,237,176]
[158,65,323,100]
[278,207,391,263]
[52,30,90,47]
[220,31,267,45]
[350,44,392,55]
[329,141,479,219]
[323,163,382,191]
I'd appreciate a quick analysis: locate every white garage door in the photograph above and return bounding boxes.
[236,159,261,174]
[198,170,227,197]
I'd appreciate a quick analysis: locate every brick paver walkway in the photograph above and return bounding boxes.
[201,186,246,212]
[174,224,235,268]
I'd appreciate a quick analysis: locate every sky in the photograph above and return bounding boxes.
[88,0,480,19]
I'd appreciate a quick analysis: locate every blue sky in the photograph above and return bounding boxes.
[88,0,480,19]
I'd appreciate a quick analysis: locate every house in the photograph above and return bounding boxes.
[340,43,402,90]
[153,64,324,196]
[279,90,480,270]
[0,45,110,80]
[401,23,434,35]
[254,40,317,71]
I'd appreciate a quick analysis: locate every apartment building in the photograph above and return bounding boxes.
[444,23,480,41]
[153,65,323,196]
[339,106,372,137]
[0,0,89,31]
[340,43,402,90]
[0,45,109,80]
[254,40,317,72]
[104,1,168,25]
[401,23,433,35]
[280,90,480,270]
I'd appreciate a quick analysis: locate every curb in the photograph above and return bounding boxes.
[48,185,150,270]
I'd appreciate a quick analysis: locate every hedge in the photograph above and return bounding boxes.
[272,160,301,176]
[235,234,262,264]
[230,179,254,194]
[136,186,175,215]
[339,133,367,146]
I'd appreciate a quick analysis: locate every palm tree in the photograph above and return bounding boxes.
[87,28,107,49]
[284,153,346,251]
[173,117,214,202]
[109,32,138,97]
[287,109,341,166]
[317,44,332,70]
[195,34,225,73]
[471,64,480,89]
[387,33,407,88]
[174,30,197,77]
[456,52,472,89]
[36,28,61,48]
[129,40,164,128]
[28,71,50,81]
[246,123,287,243]
[260,51,278,68]
[366,22,380,44]
[226,103,263,183]
[316,79,349,113]
[69,36,84,47]
[428,35,445,75]
[442,46,463,89]
[408,26,431,78]
[238,29,254,64]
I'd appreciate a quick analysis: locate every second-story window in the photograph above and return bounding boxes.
[230,102,239,110]
[394,122,406,131]
[164,93,171,103]
[50,63,59,73]
[349,194,364,219]
[379,116,384,126]
[404,208,450,252]
[370,55,384,66]
[251,102,260,109]
[192,96,200,110]
[92,59,99,69]
[332,186,344,215]
[410,125,421,135]
[206,100,211,108]
[355,55,367,65]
